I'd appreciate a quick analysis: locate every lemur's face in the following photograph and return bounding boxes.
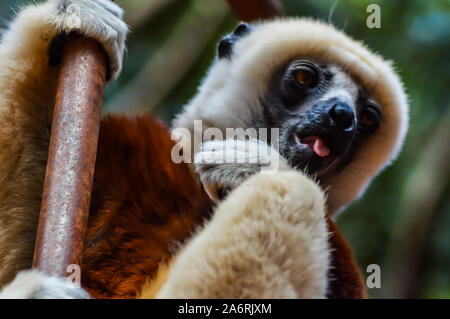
[216,22,384,181]
[262,59,381,178]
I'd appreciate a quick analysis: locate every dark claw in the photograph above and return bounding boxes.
[49,33,68,66]
[217,186,232,201]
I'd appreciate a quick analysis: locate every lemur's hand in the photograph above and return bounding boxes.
[46,0,128,80]
[0,270,90,299]
[194,139,290,203]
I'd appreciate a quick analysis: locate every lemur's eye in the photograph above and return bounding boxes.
[360,104,381,130]
[293,66,318,88]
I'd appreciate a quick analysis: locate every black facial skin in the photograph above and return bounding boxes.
[258,59,381,180]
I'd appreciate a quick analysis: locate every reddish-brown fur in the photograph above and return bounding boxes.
[326,215,367,298]
[82,115,212,298]
[81,114,366,299]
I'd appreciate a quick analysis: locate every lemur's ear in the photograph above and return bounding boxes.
[233,22,251,36]
[218,22,251,59]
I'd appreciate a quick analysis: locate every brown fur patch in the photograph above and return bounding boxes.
[326,215,367,298]
[81,115,212,298]
[138,261,173,299]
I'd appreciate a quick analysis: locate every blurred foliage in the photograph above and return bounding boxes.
[1,0,449,298]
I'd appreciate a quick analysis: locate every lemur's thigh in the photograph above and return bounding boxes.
[148,171,330,298]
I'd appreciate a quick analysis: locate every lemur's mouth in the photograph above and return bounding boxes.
[288,132,339,175]
[295,135,330,158]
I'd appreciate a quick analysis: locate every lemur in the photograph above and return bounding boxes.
[0,0,408,298]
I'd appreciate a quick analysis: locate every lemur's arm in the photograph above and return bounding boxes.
[0,0,127,288]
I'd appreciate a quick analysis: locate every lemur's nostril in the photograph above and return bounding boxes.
[329,102,355,132]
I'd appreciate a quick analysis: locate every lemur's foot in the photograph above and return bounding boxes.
[0,270,90,299]
[155,171,329,298]
[194,139,289,203]
[46,0,128,80]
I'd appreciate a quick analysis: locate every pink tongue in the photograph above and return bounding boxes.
[303,136,330,157]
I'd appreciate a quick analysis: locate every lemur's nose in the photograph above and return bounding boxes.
[329,102,355,132]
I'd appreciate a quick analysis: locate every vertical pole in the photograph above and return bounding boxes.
[226,0,284,21]
[32,34,107,276]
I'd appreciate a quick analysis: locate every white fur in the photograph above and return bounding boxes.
[195,138,284,166]
[156,171,330,298]
[194,138,290,202]
[173,18,409,215]
[0,270,89,299]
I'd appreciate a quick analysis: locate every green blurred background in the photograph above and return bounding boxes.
[1,0,449,298]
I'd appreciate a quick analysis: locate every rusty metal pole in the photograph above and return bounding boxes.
[32,33,107,276]
[226,0,284,21]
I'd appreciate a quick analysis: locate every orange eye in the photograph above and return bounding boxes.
[361,113,376,127]
[294,68,317,88]
[360,106,380,130]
